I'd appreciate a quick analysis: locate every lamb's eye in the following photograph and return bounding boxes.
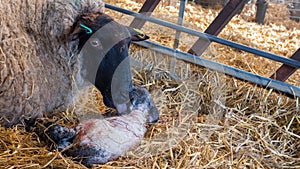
[89,38,102,48]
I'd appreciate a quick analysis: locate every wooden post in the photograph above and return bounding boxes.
[129,0,161,29]
[188,0,248,56]
[270,49,300,82]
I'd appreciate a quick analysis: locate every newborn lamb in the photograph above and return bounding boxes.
[44,87,159,166]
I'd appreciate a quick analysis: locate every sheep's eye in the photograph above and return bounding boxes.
[89,38,102,48]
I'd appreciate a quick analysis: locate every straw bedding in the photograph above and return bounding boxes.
[0,0,299,168]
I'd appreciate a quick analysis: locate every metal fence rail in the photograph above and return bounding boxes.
[268,0,300,21]
[289,1,300,20]
[135,40,300,97]
[105,4,300,68]
[105,3,300,97]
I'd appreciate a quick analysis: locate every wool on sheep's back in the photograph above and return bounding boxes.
[0,0,104,127]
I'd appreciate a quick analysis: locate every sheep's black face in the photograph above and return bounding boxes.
[71,12,149,113]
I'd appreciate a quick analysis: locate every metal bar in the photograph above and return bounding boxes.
[255,0,268,24]
[173,0,187,49]
[129,0,161,29]
[171,0,187,76]
[288,8,300,12]
[290,16,300,19]
[134,40,300,97]
[270,48,300,82]
[105,3,300,68]
[188,0,248,56]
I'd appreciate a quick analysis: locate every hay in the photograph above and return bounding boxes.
[0,0,299,168]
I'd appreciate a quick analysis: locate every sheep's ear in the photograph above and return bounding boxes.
[70,23,81,40]
[69,23,93,41]
[127,27,149,41]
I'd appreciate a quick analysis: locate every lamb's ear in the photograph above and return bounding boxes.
[127,27,149,41]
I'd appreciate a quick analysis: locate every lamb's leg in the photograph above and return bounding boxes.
[32,119,76,150]
[63,144,113,167]
[45,124,76,150]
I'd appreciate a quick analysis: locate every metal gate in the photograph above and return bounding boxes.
[268,0,300,21]
[105,0,300,97]
[289,0,300,21]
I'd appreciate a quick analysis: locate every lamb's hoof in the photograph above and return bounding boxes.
[63,145,112,167]
[45,124,76,150]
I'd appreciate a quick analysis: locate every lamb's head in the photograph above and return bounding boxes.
[70,12,149,114]
[129,87,159,123]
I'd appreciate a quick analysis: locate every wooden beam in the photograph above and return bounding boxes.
[129,0,161,29]
[188,0,248,56]
[270,48,300,82]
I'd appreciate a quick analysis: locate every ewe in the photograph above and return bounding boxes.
[0,0,148,127]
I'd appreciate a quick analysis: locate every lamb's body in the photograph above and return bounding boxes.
[44,87,159,166]
[67,107,148,164]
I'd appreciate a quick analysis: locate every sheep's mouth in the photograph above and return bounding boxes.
[115,101,132,115]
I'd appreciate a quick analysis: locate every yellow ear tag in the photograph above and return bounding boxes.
[133,28,146,39]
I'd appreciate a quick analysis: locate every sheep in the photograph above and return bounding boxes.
[0,0,149,127]
[38,86,159,166]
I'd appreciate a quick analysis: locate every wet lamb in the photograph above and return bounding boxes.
[45,87,159,166]
[0,0,149,127]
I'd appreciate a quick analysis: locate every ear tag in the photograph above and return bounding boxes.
[80,24,93,34]
[133,28,146,39]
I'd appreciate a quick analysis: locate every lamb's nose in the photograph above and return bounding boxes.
[149,118,159,124]
[148,106,160,124]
